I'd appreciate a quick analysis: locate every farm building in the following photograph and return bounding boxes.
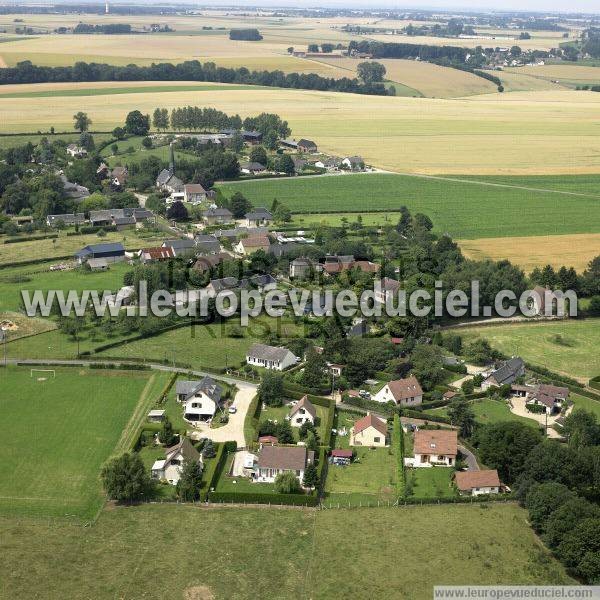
[74,242,125,265]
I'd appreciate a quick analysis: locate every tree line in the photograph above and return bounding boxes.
[0,60,393,96]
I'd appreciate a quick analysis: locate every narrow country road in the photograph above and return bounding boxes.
[458,445,480,471]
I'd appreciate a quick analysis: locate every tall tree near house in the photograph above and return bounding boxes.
[101,453,152,503]
[249,145,268,165]
[73,111,92,133]
[125,110,151,136]
[258,371,285,407]
[447,398,476,437]
[160,416,178,447]
[274,471,301,494]
[176,458,203,501]
[228,191,252,218]
[278,154,295,176]
[303,463,319,489]
[166,201,189,221]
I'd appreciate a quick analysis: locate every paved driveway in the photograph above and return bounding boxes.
[458,445,479,471]
[190,383,256,447]
[509,397,568,439]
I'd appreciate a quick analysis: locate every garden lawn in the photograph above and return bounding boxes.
[218,173,600,239]
[0,366,160,520]
[260,401,330,443]
[460,318,600,381]
[407,467,457,499]
[571,393,600,420]
[470,398,540,428]
[0,503,573,599]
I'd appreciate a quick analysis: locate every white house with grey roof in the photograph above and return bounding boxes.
[151,438,202,485]
[246,343,298,371]
[176,376,224,423]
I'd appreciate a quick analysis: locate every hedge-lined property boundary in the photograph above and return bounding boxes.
[393,414,406,498]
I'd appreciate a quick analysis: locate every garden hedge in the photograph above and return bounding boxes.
[208,491,319,506]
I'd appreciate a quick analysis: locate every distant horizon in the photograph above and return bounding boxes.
[40,0,600,16]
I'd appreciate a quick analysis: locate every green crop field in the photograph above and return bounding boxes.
[460,318,600,381]
[0,366,167,520]
[0,503,573,599]
[219,173,600,239]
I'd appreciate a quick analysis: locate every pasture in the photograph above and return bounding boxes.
[0,366,166,519]
[219,173,600,240]
[460,318,600,381]
[1,85,600,174]
[459,232,600,272]
[0,229,164,267]
[0,503,573,599]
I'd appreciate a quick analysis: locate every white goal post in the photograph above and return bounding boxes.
[30,369,56,378]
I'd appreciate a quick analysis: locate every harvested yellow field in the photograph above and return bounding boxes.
[316,57,497,97]
[506,64,600,84]
[497,71,566,92]
[367,33,565,51]
[1,86,600,175]
[459,233,600,271]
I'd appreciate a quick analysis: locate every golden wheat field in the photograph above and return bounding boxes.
[459,233,600,271]
[0,84,599,175]
[505,64,600,85]
[316,57,498,97]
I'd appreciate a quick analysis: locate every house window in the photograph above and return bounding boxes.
[374,437,380,443]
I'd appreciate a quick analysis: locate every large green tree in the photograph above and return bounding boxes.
[100,453,152,503]
[73,111,92,133]
[176,458,203,501]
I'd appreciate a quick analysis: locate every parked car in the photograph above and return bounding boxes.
[228,406,237,414]
[359,390,371,399]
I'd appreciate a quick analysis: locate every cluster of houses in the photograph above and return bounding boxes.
[47,207,155,229]
[289,255,379,279]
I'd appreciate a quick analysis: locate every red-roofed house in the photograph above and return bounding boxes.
[373,375,423,406]
[413,430,457,467]
[350,413,388,447]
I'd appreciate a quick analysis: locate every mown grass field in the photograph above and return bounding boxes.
[0,260,130,313]
[460,318,600,381]
[0,229,164,266]
[506,64,600,87]
[459,232,600,271]
[219,173,600,239]
[1,85,599,174]
[0,503,573,599]
[0,366,166,520]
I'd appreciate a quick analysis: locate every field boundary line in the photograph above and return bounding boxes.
[394,172,600,199]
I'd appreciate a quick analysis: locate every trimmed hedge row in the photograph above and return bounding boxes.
[208,491,319,506]
[202,441,236,501]
[4,233,58,244]
[88,362,150,371]
[341,394,396,415]
[401,407,451,424]
[393,414,405,497]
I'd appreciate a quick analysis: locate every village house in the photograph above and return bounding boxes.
[162,238,196,257]
[46,213,86,228]
[245,208,272,227]
[249,273,277,292]
[202,207,233,226]
[220,129,262,145]
[151,438,202,485]
[192,252,234,274]
[235,235,271,255]
[246,343,298,371]
[315,157,341,170]
[74,242,125,265]
[481,357,525,390]
[89,208,154,229]
[251,445,314,484]
[206,277,247,298]
[184,183,207,205]
[194,234,221,255]
[288,395,316,428]
[176,376,224,423]
[138,246,175,263]
[342,156,365,171]
[350,413,388,447]
[110,166,128,189]
[375,277,401,304]
[292,157,307,173]
[455,470,502,496]
[298,139,318,153]
[214,226,269,241]
[156,169,184,194]
[240,161,266,175]
[412,429,457,467]
[526,383,569,415]
[66,144,87,158]
[60,174,90,201]
[373,375,423,406]
[289,257,315,279]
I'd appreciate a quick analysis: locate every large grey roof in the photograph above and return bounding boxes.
[489,357,524,385]
[247,343,294,362]
[175,376,223,404]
